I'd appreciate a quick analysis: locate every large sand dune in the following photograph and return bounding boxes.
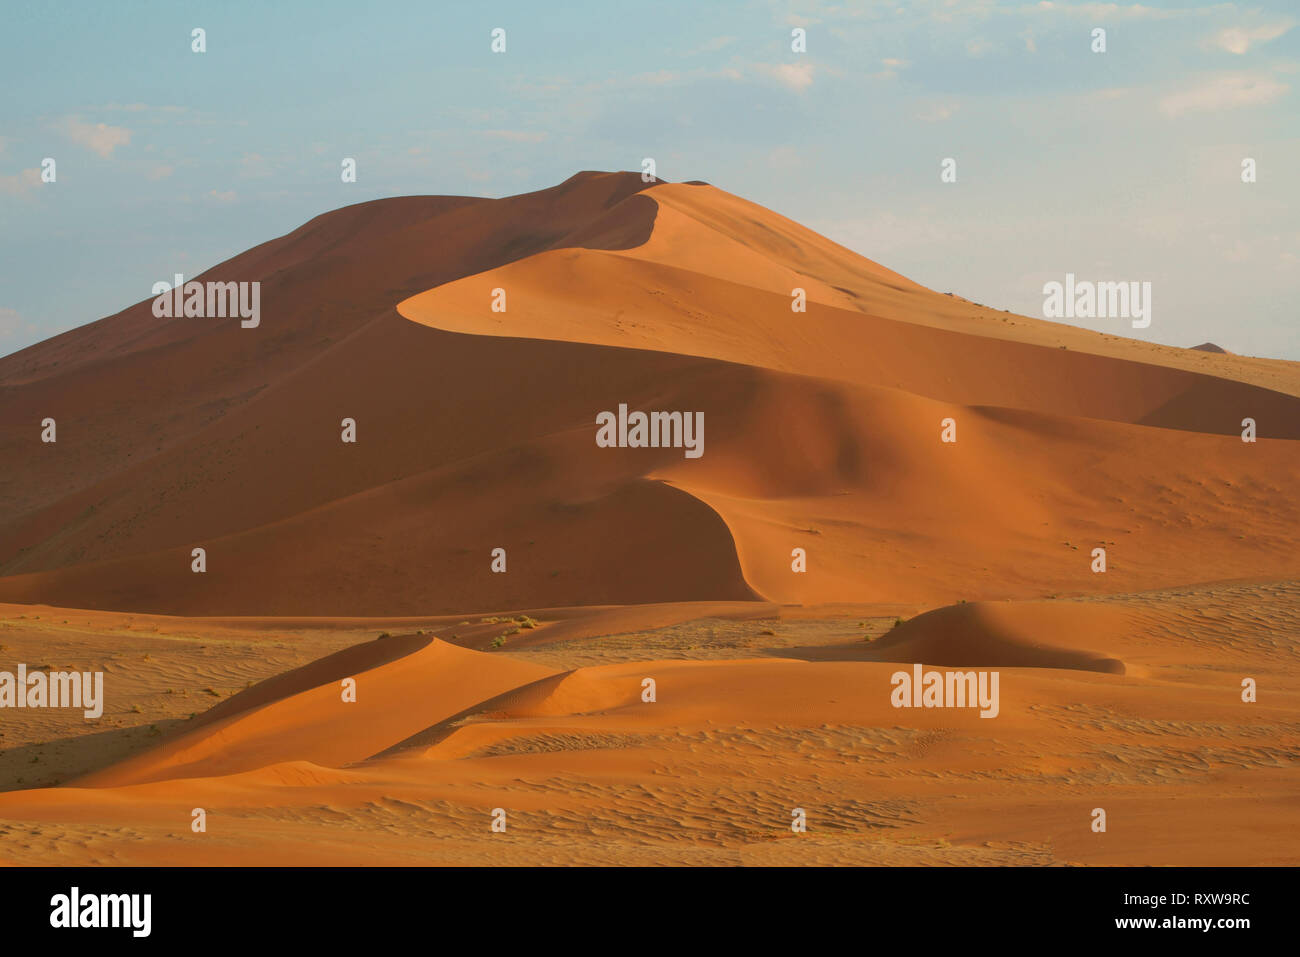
[2,171,1297,614]
[0,171,1296,866]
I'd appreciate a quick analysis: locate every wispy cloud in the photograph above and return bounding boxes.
[755,62,815,91]
[0,307,40,341]
[1207,21,1293,55]
[1024,2,1186,21]
[1160,73,1289,116]
[0,167,41,195]
[56,116,131,157]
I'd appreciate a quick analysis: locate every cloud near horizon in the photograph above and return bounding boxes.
[56,116,132,158]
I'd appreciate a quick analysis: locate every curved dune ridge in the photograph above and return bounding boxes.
[76,636,556,787]
[1,170,1298,616]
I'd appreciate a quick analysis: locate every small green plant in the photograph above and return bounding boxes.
[491,636,506,648]
[377,632,392,640]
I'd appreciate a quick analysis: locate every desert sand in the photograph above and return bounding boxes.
[0,171,1295,865]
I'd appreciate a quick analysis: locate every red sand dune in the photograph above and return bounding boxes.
[1,170,1297,616]
[0,169,1297,864]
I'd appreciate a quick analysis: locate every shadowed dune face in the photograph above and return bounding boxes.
[0,171,661,519]
[1,171,1298,616]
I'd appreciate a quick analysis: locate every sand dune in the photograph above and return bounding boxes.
[862,600,1132,674]
[0,171,1297,866]
[3,171,1299,616]
[0,581,1295,866]
[77,637,554,787]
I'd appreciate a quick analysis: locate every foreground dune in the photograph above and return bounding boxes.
[0,582,1294,866]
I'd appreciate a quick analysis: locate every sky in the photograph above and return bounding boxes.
[2,0,1298,359]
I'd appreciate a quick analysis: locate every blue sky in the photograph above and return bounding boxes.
[2,0,1297,358]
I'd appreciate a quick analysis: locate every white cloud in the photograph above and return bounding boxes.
[756,62,815,91]
[1209,22,1293,55]
[207,189,237,203]
[965,37,994,57]
[56,116,131,157]
[148,164,175,180]
[0,307,40,342]
[1024,2,1183,21]
[1160,73,1289,116]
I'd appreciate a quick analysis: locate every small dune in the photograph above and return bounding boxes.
[76,638,556,787]
[863,600,1133,674]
